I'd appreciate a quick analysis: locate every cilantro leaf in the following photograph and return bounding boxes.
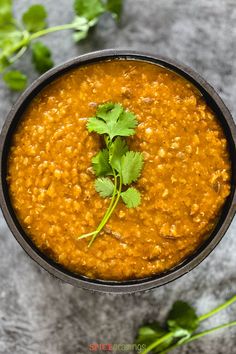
[121,151,144,185]
[73,29,89,42]
[3,70,27,90]
[95,177,114,198]
[106,0,123,21]
[92,149,113,176]
[87,117,109,135]
[31,41,54,74]
[87,103,138,140]
[111,109,137,137]
[22,5,47,33]
[121,187,141,208]
[0,23,24,76]
[109,137,128,172]
[167,301,199,339]
[0,24,22,51]
[0,55,10,72]
[0,0,13,25]
[136,323,173,352]
[72,16,90,29]
[72,16,91,42]
[74,0,105,21]
[97,102,123,121]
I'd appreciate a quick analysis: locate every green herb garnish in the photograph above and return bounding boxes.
[136,295,236,354]
[3,69,27,90]
[78,103,144,247]
[0,0,122,90]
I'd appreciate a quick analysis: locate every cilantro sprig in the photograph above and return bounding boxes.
[78,103,144,247]
[136,295,236,354]
[0,0,122,90]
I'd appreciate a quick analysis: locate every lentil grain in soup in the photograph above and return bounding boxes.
[7,60,231,280]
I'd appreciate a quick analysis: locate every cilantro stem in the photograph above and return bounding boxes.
[88,170,117,247]
[78,168,119,246]
[158,321,236,354]
[5,22,88,63]
[140,333,173,354]
[78,231,98,239]
[6,31,30,64]
[186,321,236,342]
[9,45,28,64]
[29,23,81,41]
[101,175,123,226]
[198,295,236,322]
[87,173,122,247]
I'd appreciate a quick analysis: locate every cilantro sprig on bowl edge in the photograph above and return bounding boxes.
[0,0,122,90]
[78,103,144,247]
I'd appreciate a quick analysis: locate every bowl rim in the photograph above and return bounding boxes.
[0,49,236,294]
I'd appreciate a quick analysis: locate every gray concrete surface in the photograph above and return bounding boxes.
[0,0,236,353]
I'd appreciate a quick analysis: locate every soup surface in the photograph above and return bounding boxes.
[7,60,231,280]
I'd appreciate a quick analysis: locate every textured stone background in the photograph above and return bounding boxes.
[0,0,236,353]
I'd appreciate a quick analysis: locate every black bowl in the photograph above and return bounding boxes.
[0,50,236,293]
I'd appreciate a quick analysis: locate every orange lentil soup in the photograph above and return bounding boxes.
[7,60,231,280]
